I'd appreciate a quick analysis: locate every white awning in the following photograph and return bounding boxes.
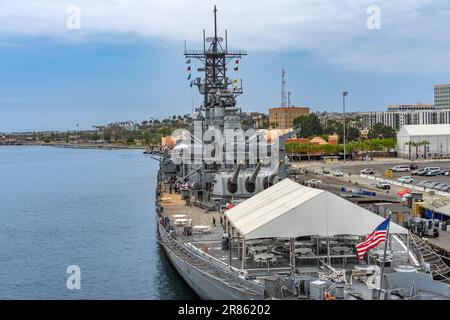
[225,178,407,239]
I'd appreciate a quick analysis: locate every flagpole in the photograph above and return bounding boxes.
[378,214,391,300]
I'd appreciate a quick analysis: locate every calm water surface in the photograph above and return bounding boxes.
[0,146,197,299]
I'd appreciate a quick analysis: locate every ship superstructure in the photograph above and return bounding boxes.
[159,6,287,209]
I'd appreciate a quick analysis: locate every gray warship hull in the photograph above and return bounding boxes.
[157,223,264,300]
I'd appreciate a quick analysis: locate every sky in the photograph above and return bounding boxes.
[1,0,450,132]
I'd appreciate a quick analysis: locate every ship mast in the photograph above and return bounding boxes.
[184,5,247,110]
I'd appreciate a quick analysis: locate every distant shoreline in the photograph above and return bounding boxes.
[0,142,148,151]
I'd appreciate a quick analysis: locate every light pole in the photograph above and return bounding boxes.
[342,91,349,163]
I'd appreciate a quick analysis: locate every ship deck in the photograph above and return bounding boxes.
[157,182,418,276]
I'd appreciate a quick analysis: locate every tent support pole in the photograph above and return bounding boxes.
[316,235,320,268]
[406,232,410,264]
[237,232,240,260]
[327,237,331,266]
[290,238,295,273]
[241,236,246,270]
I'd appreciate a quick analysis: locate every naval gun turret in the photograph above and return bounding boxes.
[263,173,278,189]
[245,162,262,193]
[227,163,241,194]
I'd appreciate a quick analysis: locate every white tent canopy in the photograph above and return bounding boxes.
[225,178,407,240]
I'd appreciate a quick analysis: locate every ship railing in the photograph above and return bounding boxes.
[185,242,241,274]
[162,225,263,293]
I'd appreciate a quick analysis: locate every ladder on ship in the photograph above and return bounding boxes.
[407,233,450,281]
[159,234,262,297]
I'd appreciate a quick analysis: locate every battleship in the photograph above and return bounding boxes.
[152,6,450,300]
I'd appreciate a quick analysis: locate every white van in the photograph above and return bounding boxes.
[391,165,410,172]
[424,167,440,172]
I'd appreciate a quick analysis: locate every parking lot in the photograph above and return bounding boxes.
[333,160,450,187]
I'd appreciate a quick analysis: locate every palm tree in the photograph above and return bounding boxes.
[408,141,421,159]
[421,140,430,159]
[404,141,412,159]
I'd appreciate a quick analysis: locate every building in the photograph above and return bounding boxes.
[268,106,309,129]
[309,136,328,145]
[435,84,450,108]
[328,134,339,145]
[285,135,338,146]
[241,112,266,129]
[362,103,450,131]
[397,124,450,158]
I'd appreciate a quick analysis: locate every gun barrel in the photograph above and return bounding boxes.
[227,164,242,194]
[249,162,262,184]
[231,164,242,183]
[245,162,261,193]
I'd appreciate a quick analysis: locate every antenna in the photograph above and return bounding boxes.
[225,29,228,53]
[184,5,247,103]
[288,91,291,107]
[214,5,218,39]
[203,29,206,52]
[281,68,287,108]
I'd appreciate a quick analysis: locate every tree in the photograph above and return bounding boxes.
[293,114,323,138]
[368,123,396,139]
[347,126,360,142]
[405,141,412,159]
[421,140,430,159]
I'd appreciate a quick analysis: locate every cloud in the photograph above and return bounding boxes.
[0,0,449,73]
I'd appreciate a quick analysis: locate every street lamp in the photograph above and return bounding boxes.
[342,91,349,163]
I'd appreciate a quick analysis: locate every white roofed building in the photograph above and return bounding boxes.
[397,124,450,158]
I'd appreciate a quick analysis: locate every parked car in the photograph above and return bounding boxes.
[417,180,433,187]
[433,183,448,190]
[437,184,449,191]
[409,164,419,170]
[376,181,391,190]
[332,170,344,177]
[360,168,375,174]
[322,168,331,174]
[397,176,414,184]
[391,165,410,172]
[305,179,322,187]
[412,168,427,175]
[425,170,441,176]
[424,166,440,172]
[424,181,440,189]
[438,170,450,176]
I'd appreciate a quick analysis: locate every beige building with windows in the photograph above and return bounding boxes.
[268,106,310,129]
[435,84,450,108]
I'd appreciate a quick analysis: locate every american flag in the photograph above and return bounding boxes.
[356,217,390,260]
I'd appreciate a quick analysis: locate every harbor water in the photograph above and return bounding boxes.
[0,146,197,299]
